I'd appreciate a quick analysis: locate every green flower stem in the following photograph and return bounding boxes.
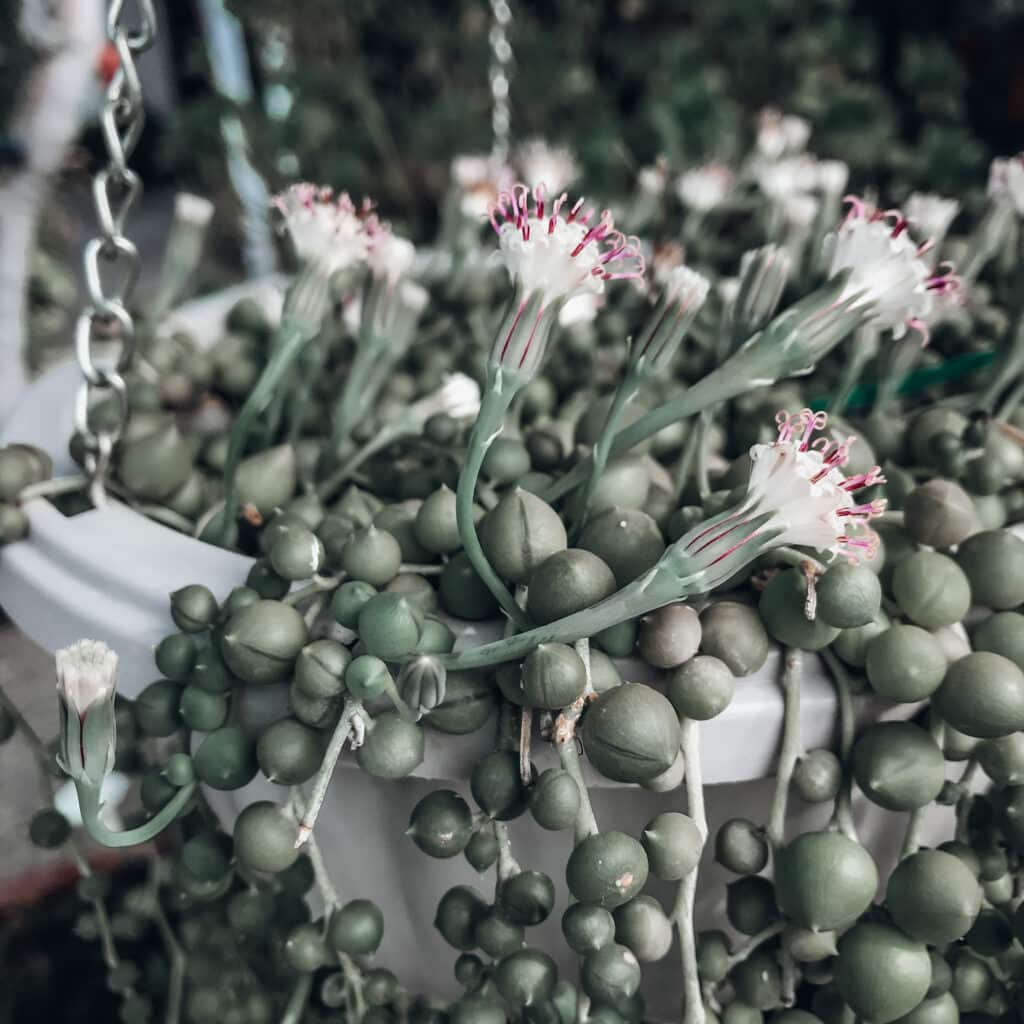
[0,684,121,970]
[955,755,980,844]
[495,821,522,884]
[284,328,335,448]
[571,372,641,541]
[871,333,922,419]
[458,379,531,631]
[76,780,196,848]
[541,282,867,506]
[279,973,314,1024]
[672,421,703,501]
[554,638,599,844]
[901,713,945,860]
[316,422,404,502]
[767,647,803,848]
[673,718,707,1024]
[283,574,344,607]
[295,702,366,847]
[829,328,875,419]
[980,301,1024,412]
[291,788,369,1020]
[218,300,325,544]
[18,475,88,501]
[998,378,1024,421]
[322,314,387,468]
[695,411,714,500]
[722,921,786,973]
[556,730,599,844]
[148,855,185,1024]
[439,565,685,671]
[820,649,858,842]
[544,354,744,505]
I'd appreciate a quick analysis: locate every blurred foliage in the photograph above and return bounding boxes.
[167,0,1006,232]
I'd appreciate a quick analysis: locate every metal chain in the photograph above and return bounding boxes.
[488,0,513,165]
[74,0,156,506]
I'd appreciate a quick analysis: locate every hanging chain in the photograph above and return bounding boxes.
[73,0,156,506]
[488,0,513,165]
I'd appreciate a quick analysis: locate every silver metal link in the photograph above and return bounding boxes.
[74,0,155,504]
[489,0,513,165]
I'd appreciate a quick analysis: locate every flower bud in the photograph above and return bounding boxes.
[629,265,709,375]
[728,245,791,348]
[56,640,118,788]
[397,655,447,717]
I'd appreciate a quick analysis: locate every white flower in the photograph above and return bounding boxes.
[452,154,515,218]
[757,108,811,160]
[56,639,117,714]
[717,277,741,305]
[559,291,604,327]
[825,196,960,342]
[271,184,379,274]
[637,160,669,197]
[755,155,821,204]
[988,155,1024,217]
[489,184,645,308]
[661,265,710,309]
[367,232,416,285]
[906,193,960,245]
[782,193,819,228]
[516,138,579,195]
[651,241,686,286]
[816,160,850,198]
[675,410,886,569]
[676,164,734,212]
[630,265,710,372]
[173,193,214,228]
[745,409,886,561]
[409,373,482,423]
[56,639,118,788]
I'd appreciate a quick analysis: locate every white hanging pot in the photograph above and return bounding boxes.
[0,280,974,1021]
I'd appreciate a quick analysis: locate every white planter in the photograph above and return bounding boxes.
[0,282,971,1020]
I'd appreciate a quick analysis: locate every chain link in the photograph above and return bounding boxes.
[488,0,513,165]
[74,0,156,505]
[74,2,155,505]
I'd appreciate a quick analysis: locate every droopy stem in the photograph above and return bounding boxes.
[672,718,706,1024]
[767,647,803,847]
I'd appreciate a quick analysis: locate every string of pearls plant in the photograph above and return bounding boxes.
[4,118,1024,1024]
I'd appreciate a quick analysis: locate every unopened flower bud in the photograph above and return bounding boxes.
[397,655,448,717]
[56,640,118,788]
[629,265,709,375]
[728,245,791,347]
